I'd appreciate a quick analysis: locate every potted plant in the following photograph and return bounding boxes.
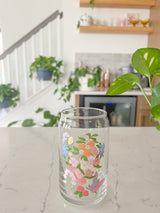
[55,65,102,102]
[0,84,19,108]
[29,55,63,83]
[106,48,160,130]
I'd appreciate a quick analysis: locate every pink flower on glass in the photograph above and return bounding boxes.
[85,169,94,177]
[77,185,84,192]
[90,146,98,156]
[75,168,82,179]
[68,165,74,170]
[77,177,86,185]
[87,159,93,167]
[93,158,100,166]
[69,171,76,181]
[82,190,89,196]
[69,157,79,168]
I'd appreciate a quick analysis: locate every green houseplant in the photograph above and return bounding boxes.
[29,55,63,83]
[55,65,102,102]
[106,48,160,130]
[0,84,19,108]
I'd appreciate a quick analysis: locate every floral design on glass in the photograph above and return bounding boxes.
[62,132,105,198]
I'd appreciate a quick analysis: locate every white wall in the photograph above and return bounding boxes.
[0,0,151,126]
[62,0,150,71]
[0,0,150,70]
[0,0,62,50]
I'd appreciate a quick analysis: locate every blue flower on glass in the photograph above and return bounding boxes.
[63,132,70,143]
[98,143,105,156]
[63,144,69,157]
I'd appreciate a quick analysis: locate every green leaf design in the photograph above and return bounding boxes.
[79,192,83,198]
[73,146,79,154]
[81,155,88,161]
[106,73,140,95]
[76,141,85,144]
[93,165,102,168]
[72,151,79,155]
[74,191,79,195]
[96,154,99,158]
[132,48,160,77]
[78,136,85,141]
[84,176,95,179]
[92,134,98,137]
[91,138,98,143]
[86,133,92,138]
[77,163,85,175]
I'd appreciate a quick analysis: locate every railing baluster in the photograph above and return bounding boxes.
[57,13,62,59]
[31,36,37,94]
[39,29,43,55]
[39,30,44,89]
[47,22,52,56]
[22,43,28,100]
[0,60,5,84]
[14,49,19,87]
[6,55,11,83]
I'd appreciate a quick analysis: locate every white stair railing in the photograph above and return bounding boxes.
[0,10,63,104]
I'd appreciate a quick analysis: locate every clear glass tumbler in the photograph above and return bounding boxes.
[59,107,109,206]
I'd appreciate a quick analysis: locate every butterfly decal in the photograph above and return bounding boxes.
[89,172,105,193]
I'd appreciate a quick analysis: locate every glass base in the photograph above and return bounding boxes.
[60,188,107,206]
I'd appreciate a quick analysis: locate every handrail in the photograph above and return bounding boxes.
[0,10,63,60]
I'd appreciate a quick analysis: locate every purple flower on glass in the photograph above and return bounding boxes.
[98,143,105,156]
[63,132,70,143]
[89,172,98,192]
[63,144,69,157]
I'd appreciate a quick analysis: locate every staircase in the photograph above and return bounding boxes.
[0,10,63,124]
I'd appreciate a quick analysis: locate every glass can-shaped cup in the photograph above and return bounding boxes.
[59,107,109,206]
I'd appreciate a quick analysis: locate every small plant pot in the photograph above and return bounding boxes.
[79,75,96,91]
[0,97,12,108]
[36,67,53,81]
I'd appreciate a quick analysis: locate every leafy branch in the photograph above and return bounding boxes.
[106,48,160,130]
[54,66,102,102]
[8,108,61,127]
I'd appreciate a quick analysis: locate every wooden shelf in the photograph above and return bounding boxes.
[79,25,153,34]
[80,0,156,9]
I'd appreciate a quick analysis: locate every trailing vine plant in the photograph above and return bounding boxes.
[54,66,102,103]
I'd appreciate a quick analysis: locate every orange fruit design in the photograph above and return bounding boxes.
[83,149,91,157]
[87,141,95,147]
[78,143,86,151]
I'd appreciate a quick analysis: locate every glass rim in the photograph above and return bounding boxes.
[60,107,107,120]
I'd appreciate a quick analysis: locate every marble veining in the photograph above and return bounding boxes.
[40,144,54,213]
[0,127,160,213]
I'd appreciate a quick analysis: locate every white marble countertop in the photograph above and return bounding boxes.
[74,88,151,96]
[0,127,160,213]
